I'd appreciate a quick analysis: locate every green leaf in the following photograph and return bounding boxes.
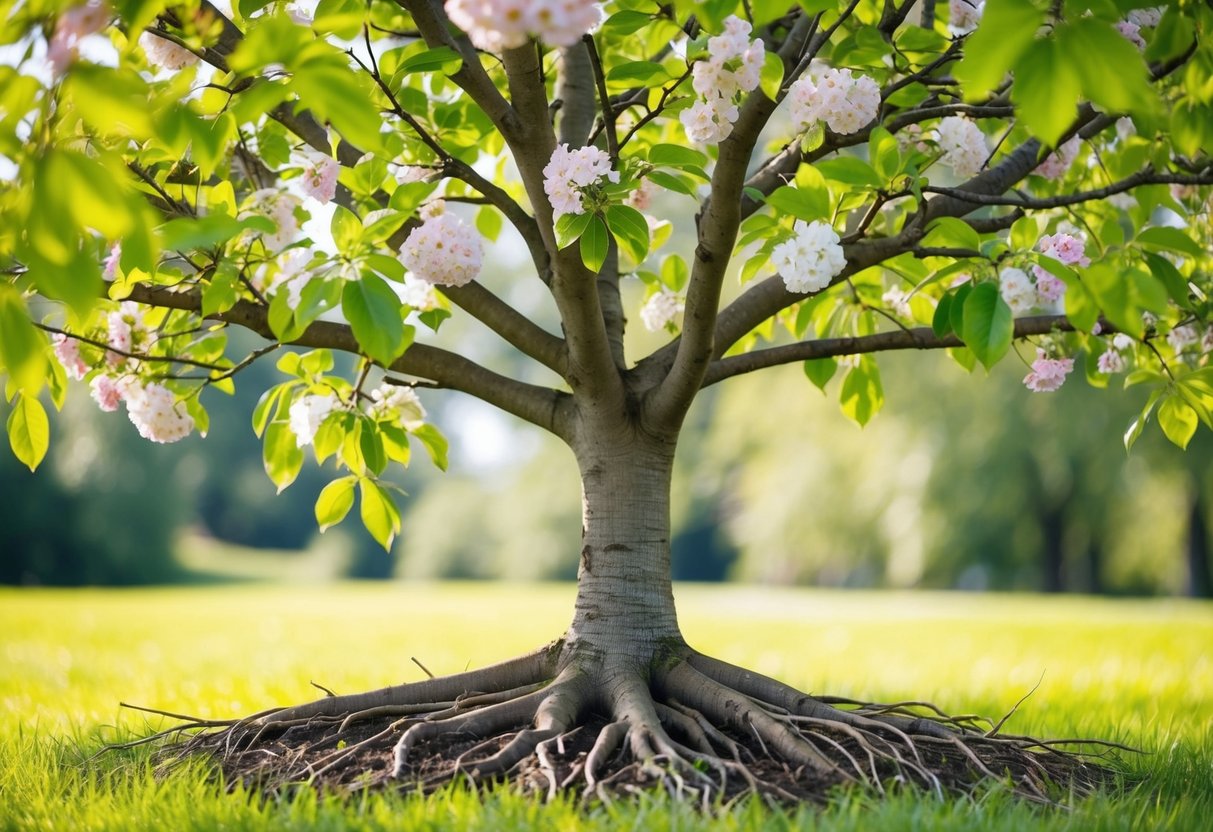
[759,50,784,101]
[932,291,955,337]
[839,356,884,427]
[601,10,653,35]
[202,262,241,316]
[606,61,668,86]
[1011,37,1081,147]
[765,185,830,222]
[330,205,363,255]
[6,392,49,472]
[949,282,973,337]
[955,0,1046,97]
[605,204,650,264]
[398,46,462,75]
[360,420,387,476]
[814,157,883,189]
[1136,226,1205,260]
[1158,393,1198,449]
[1142,252,1191,306]
[555,212,593,249]
[411,423,448,471]
[922,217,981,252]
[803,357,837,392]
[342,274,411,366]
[1083,263,1168,338]
[0,289,47,394]
[263,420,304,493]
[1056,17,1156,115]
[1124,388,1163,451]
[960,282,1013,369]
[359,478,401,550]
[315,476,357,532]
[647,144,709,170]
[868,126,901,182]
[580,216,609,273]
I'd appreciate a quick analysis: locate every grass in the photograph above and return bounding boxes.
[1,583,1210,830]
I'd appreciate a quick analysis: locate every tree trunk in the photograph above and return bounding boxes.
[1187,486,1212,599]
[566,432,685,664]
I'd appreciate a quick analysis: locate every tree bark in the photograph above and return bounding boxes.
[566,430,684,665]
[1187,484,1212,599]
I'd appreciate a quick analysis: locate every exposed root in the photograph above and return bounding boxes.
[122,643,1126,808]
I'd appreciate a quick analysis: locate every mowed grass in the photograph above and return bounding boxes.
[1,584,1210,830]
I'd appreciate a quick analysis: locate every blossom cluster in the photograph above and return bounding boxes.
[542,144,619,219]
[935,116,987,178]
[680,16,764,144]
[139,31,199,71]
[640,290,684,332]
[288,383,426,448]
[122,380,196,442]
[243,189,303,252]
[788,68,880,136]
[1097,333,1135,374]
[399,201,482,287]
[771,220,847,294]
[1023,348,1074,393]
[1035,136,1080,181]
[47,0,108,75]
[252,248,315,308]
[299,152,340,204]
[948,0,984,34]
[443,0,601,52]
[1034,231,1089,307]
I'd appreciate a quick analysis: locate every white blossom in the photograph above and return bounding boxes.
[998,267,1036,315]
[288,394,339,448]
[367,383,426,429]
[788,68,880,136]
[542,144,619,219]
[124,381,195,443]
[444,0,602,52]
[936,116,987,178]
[680,15,764,144]
[771,220,847,294]
[399,203,482,287]
[139,31,199,70]
[640,290,684,332]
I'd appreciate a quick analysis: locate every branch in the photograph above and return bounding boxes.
[556,41,596,148]
[703,315,1083,386]
[648,12,817,425]
[396,0,521,138]
[923,167,1213,208]
[436,282,568,376]
[121,284,572,435]
[581,35,617,159]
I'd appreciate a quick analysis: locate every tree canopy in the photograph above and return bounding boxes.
[1,0,1211,548]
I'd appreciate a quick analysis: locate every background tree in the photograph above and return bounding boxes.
[2,0,1212,802]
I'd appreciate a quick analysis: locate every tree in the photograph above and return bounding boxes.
[2,0,1211,802]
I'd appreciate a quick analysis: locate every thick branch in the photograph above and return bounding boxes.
[703,315,1083,386]
[122,284,571,436]
[437,282,567,376]
[556,40,597,148]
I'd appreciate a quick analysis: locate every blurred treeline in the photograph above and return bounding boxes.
[3,332,1209,596]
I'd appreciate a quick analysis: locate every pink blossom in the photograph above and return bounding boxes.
[626,178,655,212]
[1023,348,1074,392]
[1116,20,1146,50]
[123,381,194,443]
[103,242,121,280]
[399,204,482,286]
[542,144,619,219]
[1034,271,1066,310]
[139,31,199,70]
[948,0,983,34]
[52,334,89,380]
[1037,233,1089,267]
[1097,350,1126,374]
[444,0,602,52]
[89,375,123,411]
[1035,136,1080,180]
[936,116,987,178]
[47,1,109,75]
[300,154,339,203]
[788,68,881,136]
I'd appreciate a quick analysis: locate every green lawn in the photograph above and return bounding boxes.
[1,584,1210,830]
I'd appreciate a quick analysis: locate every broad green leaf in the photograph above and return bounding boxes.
[160,214,247,251]
[960,282,1012,369]
[398,46,463,75]
[1136,226,1204,260]
[803,357,837,392]
[605,204,650,264]
[955,0,1046,97]
[342,274,410,366]
[606,61,668,86]
[1012,37,1081,147]
[360,420,387,476]
[359,478,401,550]
[815,157,882,189]
[922,217,981,252]
[580,216,609,273]
[868,127,901,181]
[647,144,709,170]
[1056,17,1156,115]
[759,50,784,101]
[601,10,653,34]
[6,392,49,472]
[1158,393,1198,449]
[932,292,955,338]
[839,356,884,427]
[1124,388,1163,451]
[263,420,304,493]
[330,205,363,255]
[555,212,593,249]
[765,185,829,222]
[0,289,47,394]
[412,423,448,471]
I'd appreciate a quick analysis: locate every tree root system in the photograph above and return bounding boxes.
[118,643,1130,808]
